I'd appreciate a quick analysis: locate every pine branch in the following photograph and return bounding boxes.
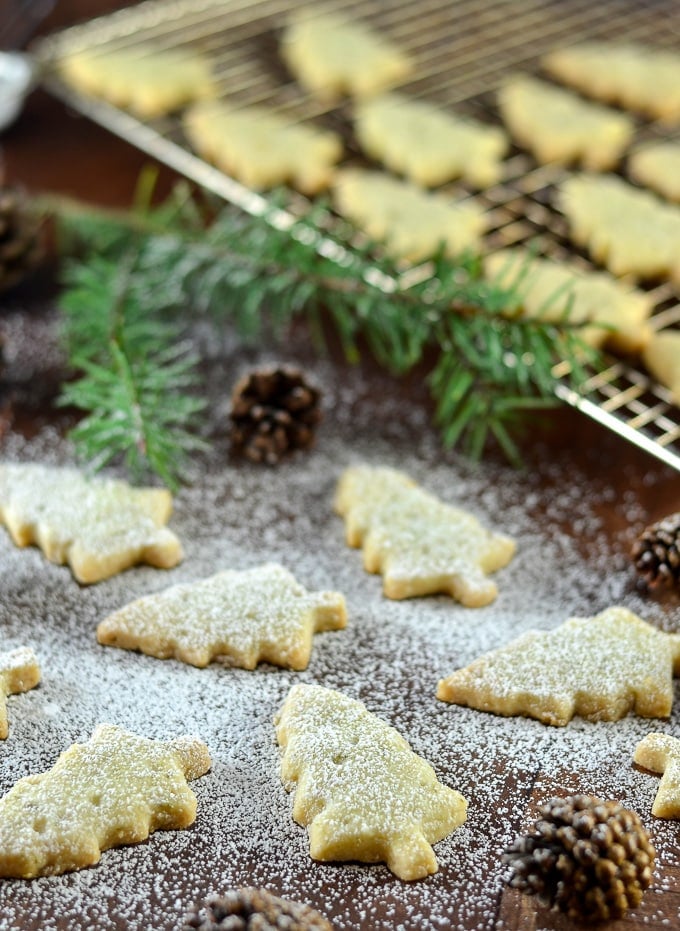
[58,248,207,487]
[49,188,599,485]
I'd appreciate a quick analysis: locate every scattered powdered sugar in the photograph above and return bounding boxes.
[0,344,679,931]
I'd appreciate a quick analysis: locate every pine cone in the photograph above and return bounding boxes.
[229,367,322,465]
[0,187,43,292]
[504,795,655,923]
[632,513,680,589]
[182,888,333,931]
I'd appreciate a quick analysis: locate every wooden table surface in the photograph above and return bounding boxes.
[1,3,680,931]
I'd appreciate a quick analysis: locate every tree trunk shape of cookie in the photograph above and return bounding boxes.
[97,563,347,670]
[0,647,40,739]
[634,733,680,818]
[0,463,182,584]
[437,606,680,727]
[334,465,516,606]
[275,683,468,881]
[0,724,211,878]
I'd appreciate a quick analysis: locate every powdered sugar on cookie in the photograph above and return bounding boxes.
[335,464,516,606]
[0,647,40,739]
[276,683,467,880]
[437,607,680,726]
[0,463,182,584]
[97,563,347,670]
[0,724,211,878]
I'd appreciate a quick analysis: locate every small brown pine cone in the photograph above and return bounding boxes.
[0,187,43,292]
[182,888,333,931]
[632,513,680,590]
[504,795,655,923]
[229,366,322,465]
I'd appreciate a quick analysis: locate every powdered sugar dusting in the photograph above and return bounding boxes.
[334,465,516,606]
[0,345,679,930]
[275,682,469,882]
[0,464,181,584]
[97,563,346,670]
[0,724,211,880]
[437,607,680,726]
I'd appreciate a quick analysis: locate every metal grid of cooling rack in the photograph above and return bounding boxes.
[33,0,680,470]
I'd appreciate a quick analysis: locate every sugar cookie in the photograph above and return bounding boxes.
[0,463,182,584]
[558,174,680,284]
[630,142,680,203]
[498,75,633,170]
[0,724,211,878]
[543,42,680,124]
[59,44,214,118]
[642,330,680,405]
[485,249,652,354]
[281,10,412,100]
[634,733,680,818]
[355,93,508,188]
[437,606,680,726]
[275,683,467,881]
[97,563,347,670]
[184,100,342,194]
[332,170,487,262]
[334,465,515,606]
[0,648,40,739]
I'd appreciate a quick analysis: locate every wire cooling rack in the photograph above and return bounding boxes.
[33,0,680,470]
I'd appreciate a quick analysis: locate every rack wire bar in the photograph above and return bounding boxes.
[34,0,680,472]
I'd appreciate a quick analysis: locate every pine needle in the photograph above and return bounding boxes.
[49,186,597,486]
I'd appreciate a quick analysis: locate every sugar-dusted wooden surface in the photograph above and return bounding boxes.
[1,3,680,930]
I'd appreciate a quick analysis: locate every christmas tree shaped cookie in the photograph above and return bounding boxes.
[354,93,508,188]
[485,249,652,354]
[59,43,214,118]
[281,10,413,100]
[0,463,182,584]
[630,142,680,203]
[634,733,680,818]
[558,174,680,284]
[332,170,487,263]
[184,101,342,194]
[97,563,347,671]
[543,42,680,124]
[643,330,680,406]
[0,647,40,739]
[334,465,516,606]
[437,606,680,726]
[275,683,467,880]
[498,75,633,170]
[0,724,211,878]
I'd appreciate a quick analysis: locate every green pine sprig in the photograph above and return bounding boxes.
[48,183,599,486]
[57,243,207,487]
